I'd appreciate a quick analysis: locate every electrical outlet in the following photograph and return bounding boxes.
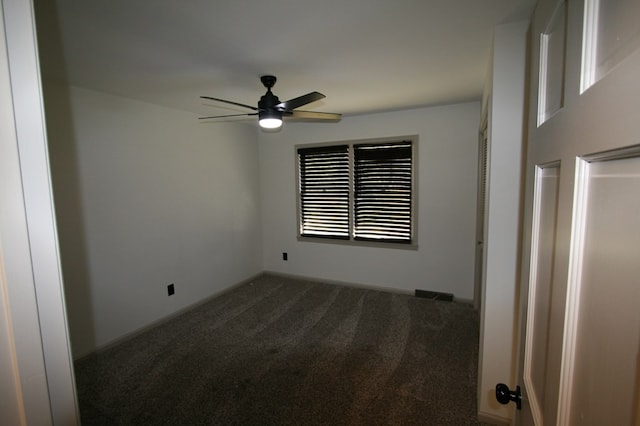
[282,252,288,261]
[167,283,175,296]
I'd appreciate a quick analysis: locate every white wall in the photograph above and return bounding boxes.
[44,84,263,358]
[259,103,480,300]
[477,20,529,423]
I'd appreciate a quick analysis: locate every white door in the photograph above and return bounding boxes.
[513,0,640,424]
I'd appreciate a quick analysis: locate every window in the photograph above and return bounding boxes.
[297,145,350,239]
[297,138,415,245]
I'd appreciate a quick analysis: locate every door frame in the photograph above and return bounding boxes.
[0,0,78,423]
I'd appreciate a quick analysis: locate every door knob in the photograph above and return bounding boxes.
[495,383,522,410]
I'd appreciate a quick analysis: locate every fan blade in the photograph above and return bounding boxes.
[200,96,258,111]
[199,112,258,120]
[276,91,325,111]
[288,110,341,121]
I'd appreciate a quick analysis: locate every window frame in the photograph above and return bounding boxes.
[295,136,418,250]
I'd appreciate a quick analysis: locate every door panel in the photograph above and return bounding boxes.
[538,2,566,125]
[582,0,640,90]
[524,164,561,424]
[562,153,640,425]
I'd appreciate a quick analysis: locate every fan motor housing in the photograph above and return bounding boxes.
[259,91,280,110]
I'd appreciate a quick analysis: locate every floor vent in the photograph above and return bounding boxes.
[414,289,454,302]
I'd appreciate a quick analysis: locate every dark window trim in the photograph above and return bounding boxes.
[295,136,418,249]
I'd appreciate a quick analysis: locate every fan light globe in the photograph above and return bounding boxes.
[259,117,282,129]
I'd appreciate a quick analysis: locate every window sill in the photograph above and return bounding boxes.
[297,236,418,251]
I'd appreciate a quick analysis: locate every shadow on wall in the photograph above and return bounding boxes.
[35,1,96,359]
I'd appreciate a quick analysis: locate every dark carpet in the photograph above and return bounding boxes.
[74,274,481,425]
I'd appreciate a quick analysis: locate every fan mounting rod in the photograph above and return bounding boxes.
[260,75,277,90]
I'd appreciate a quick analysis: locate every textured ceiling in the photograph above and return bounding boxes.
[35,0,535,119]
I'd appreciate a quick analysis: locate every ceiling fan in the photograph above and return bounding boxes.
[200,75,341,129]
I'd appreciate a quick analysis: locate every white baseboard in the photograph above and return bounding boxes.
[75,272,263,361]
[76,270,471,361]
[263,270,415,296]
[477,411,511,425]
[264,270,474,305]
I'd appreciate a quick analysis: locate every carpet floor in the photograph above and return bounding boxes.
[74,274,482,425]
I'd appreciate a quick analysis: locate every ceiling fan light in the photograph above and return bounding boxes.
[259,109,283,129]
[259,117,283,129]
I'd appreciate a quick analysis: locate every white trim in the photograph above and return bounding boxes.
[522,165,542,421]
[477,411,511,426]
[523,163,559,426]
[555,157,590,425]
[264,270,414,296]
[1,0,79,423]
[537,32,550,127]
[580,0,600,93]
[537,1,567,126]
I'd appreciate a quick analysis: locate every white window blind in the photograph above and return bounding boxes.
[298,145,350,239]
[353,141,413,243]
